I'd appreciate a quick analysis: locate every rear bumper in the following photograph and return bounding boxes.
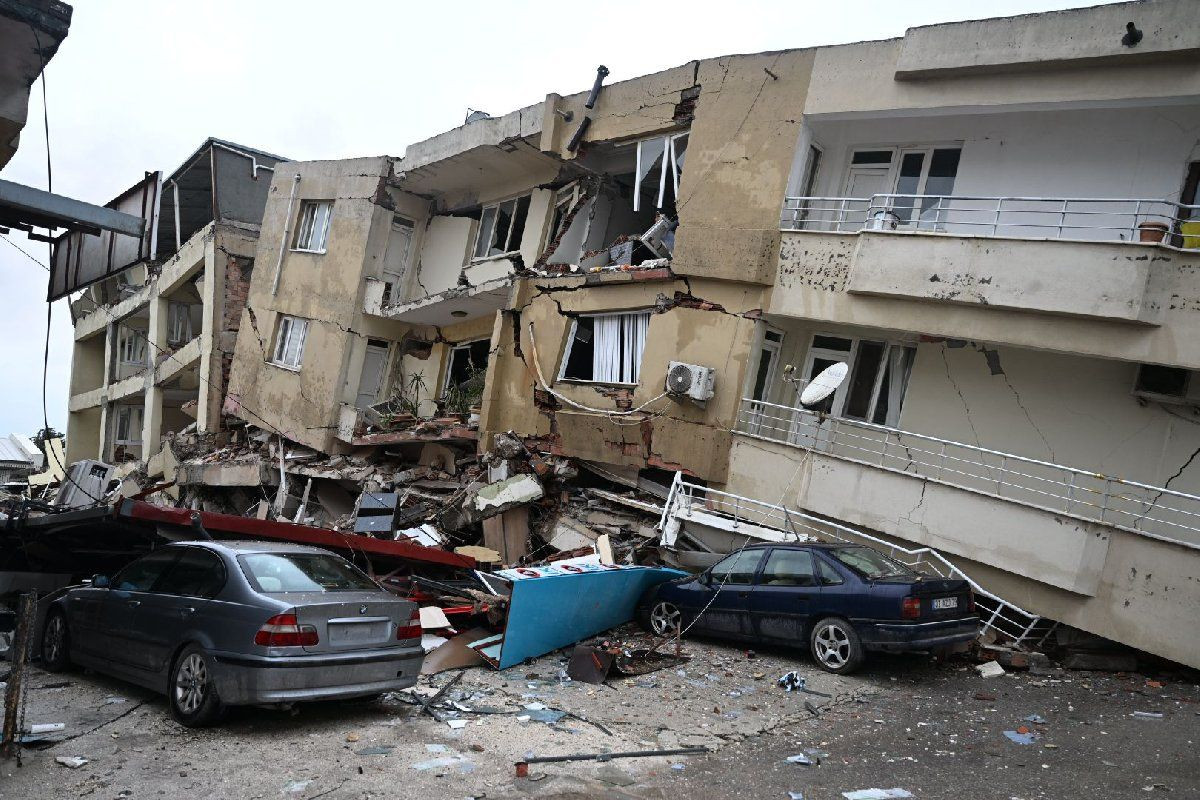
[210,646,423,705]
[858,616,980,652]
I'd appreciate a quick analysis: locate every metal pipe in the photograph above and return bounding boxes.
[584,65,610,110]
[566,117,592,153]
[270,174,301,296]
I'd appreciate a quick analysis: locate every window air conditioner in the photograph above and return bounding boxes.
[665,361,716,405]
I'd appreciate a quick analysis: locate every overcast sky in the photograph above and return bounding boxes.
[0,0,1116,440]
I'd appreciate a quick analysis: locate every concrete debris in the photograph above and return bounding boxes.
[475,474,543,513]
[976,661,1005,678]
[55,756,88,768]
[842,791,914,800]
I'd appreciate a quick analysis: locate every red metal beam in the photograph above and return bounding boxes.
[118,500,475,569]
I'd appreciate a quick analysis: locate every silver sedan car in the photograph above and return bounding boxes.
[39,540,424,726]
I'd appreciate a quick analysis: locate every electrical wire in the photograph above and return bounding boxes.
[526,320,668,417]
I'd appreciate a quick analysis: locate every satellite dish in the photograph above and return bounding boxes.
[800,362,848,407]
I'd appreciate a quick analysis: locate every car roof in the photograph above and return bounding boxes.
[741,541,860,550]
[167,540,336,556]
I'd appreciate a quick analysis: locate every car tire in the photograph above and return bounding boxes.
[643,600,682,637]
[810,617,864,674]
[169,645,225,727]
[40,610,71,672]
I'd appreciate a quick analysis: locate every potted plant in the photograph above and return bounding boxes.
[1138,220,1169,244]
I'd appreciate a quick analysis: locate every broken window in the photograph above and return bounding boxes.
[1134,364,1190,400]
[473,195,531,260]
[560,311,650,385]
[634,132,688,212]
[444,339,490,394]
[271,315,309,370]
[544,183,585,252]
[167,302,193,346]
[116,325,148,366]
[292,200,333,253]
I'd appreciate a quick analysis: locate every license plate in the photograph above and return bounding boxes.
[932,597,958,610]
[328,621,387,644]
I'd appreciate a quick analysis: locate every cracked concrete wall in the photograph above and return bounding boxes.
[225,156,395,452]
[900,340,1200,497]
[479,274,765,483]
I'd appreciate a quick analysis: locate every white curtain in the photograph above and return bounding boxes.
[591,312,649,384]
[622,312,649,383]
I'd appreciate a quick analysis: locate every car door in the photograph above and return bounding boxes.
[66,585,109,657]
[138,547,227,675]
[690,549,765,640]
[749,548,820,644]
[100,550,181,673]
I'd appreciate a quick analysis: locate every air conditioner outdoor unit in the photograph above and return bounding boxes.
[665,361,716,405]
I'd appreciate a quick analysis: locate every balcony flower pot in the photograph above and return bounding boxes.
[1138,221,1169,244]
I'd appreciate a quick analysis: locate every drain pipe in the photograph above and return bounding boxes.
[270,174,301,296]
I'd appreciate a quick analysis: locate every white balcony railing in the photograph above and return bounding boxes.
[780,194,1199,247]
[735,398,1200,551]
[658,472,1056,646]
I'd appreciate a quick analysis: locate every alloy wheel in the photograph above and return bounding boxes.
[43,615,64,663]
[650,602,681,636]
[175,653,208,715]
[814,622,851,669]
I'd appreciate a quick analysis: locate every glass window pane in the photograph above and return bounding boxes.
[762,549,817,586]
[851,150,892,165]
[157,548,225,598]
[113,550,180,592]
[845,341,885,420]
[812,335,852,352]
[828,546,916,580]
[751,347,774,400]
[474,207,497,259]
[893,153,925,223]
[508,195,531,252]
[816,557,844,586]
[239,553,379,593]
[709,549,763,585]
[921,149,961,221]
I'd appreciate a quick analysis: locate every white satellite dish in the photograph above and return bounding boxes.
[800,361,848,407]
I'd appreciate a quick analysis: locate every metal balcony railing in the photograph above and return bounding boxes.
[780,194,1200,247]
[736,398,1200,551]
[658,472,1056,646]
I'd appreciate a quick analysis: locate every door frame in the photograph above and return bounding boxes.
[745,324,785,434]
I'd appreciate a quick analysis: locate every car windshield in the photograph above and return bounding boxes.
[238,553,379,593]
[827,546,917,580]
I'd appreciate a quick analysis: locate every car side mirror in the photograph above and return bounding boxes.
[91,574,110,588]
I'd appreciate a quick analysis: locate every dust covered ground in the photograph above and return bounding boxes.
[1,633,1196,800]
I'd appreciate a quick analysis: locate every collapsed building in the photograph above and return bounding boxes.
[38,0,1200,670]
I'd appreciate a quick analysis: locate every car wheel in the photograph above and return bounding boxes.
[810,617,864,674]
[647,601,682,637]
[169,645,225,727]
[40,610,71,672]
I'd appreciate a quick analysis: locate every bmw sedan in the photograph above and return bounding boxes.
[637,542,979,674]
[40,540,424,726]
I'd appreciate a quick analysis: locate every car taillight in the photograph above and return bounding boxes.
[901,596,921,619]
[254,613,318,647]
[396,609,422,640]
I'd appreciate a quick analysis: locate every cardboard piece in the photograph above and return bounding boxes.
[420,628,493,674]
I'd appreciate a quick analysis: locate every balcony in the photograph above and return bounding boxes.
[735,397,1200,551]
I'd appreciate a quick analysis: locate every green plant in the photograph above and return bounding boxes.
[379,372,427,428]
[443,363,486,416]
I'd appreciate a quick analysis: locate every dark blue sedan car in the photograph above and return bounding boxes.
[637,542,979,673]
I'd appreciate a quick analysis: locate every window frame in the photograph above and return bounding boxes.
[116,324,148,367]
[759,547,819,587]
[442,338,492,395]
[111,549,181,593]
[270,315,310,371]
[155,546,227,599]
[471,194,531,262]
[706,548,765,586]
[557,310,652,387]
[167,301,194,346]
[797,331,916,427]
[113,405,143,446]
[291,200,334,254]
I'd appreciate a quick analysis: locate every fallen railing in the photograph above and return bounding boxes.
[736,398,1200,551]
[657,472,1055,646]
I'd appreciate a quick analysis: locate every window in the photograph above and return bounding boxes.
[156,548,226,598]
[1134,364,1190,400]
[544,183,585,251]
[799,333,915,426]
[167,302,193,346]
[634,132,688,212]
[238,552,379,593]
[560,311,650,385]
[114,405,143,445]
[380,216,414,304]
[272,315,309,370]
[815,557,844,586]
[708,549,763,585]
[761,549,817,587]
[292,200,333,253]
[444,339,491,394]
[473,195,531,260]
[827,546,917,580]
[843,146,962,227]
[113,550,180,592]
[116,325,148,366]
